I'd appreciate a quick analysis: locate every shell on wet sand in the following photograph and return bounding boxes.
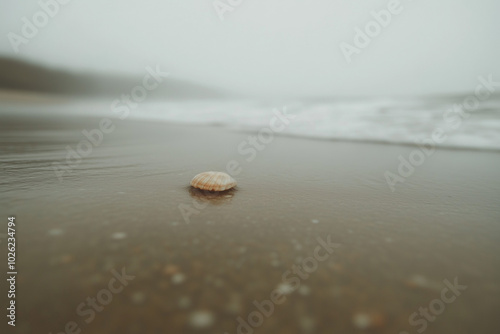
[190,172,237,192]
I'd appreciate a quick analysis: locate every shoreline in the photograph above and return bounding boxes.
[2,110,499,155]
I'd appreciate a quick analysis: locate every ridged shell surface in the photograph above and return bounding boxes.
[190,171,237,191]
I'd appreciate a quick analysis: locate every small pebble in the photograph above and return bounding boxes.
[171,273,186,285]
[276,283,295,295]
[131,292,146,304]
[163,264,179,276]
[352,312,386,330]
[406,275,429,288]
[311,219,319,224]
[188,311,215,329]
[352,313,371,329]
[111,232,127,240]
[48,228,64,236]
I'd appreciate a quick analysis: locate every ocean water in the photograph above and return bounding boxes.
[3,94,500,151]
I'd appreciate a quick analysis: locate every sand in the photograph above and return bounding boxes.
[0,114,499,334]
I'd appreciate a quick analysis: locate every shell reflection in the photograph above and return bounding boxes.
[188,186,236,205]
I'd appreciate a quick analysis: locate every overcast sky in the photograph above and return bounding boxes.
[1,0,499,97]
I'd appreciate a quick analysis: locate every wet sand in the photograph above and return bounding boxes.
[1,114,500,334]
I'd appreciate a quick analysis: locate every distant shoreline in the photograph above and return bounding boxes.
[0,88,69,103]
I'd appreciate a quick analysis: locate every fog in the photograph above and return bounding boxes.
[1,0,499,97]
[2,2,500,334]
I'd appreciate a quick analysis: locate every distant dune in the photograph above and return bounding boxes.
[0,57,229,99]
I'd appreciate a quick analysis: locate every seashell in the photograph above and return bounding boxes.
[190,171,237,192]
